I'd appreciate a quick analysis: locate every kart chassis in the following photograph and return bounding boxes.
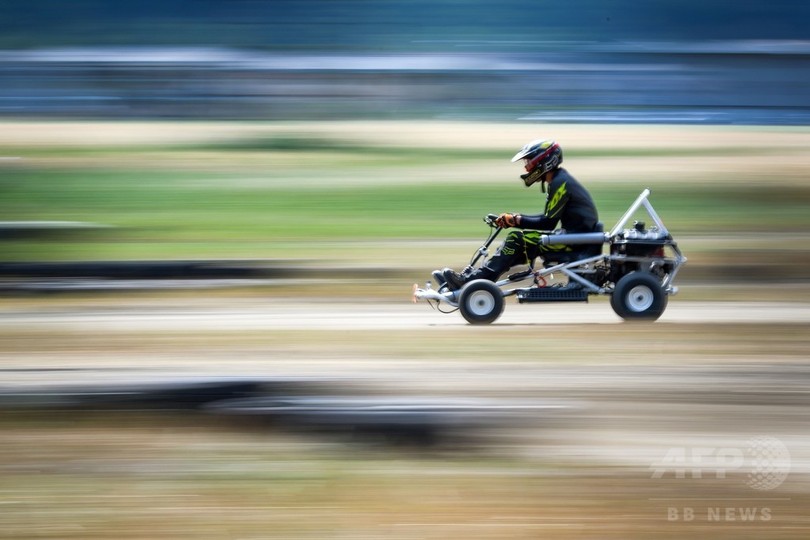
[413,189,686,323]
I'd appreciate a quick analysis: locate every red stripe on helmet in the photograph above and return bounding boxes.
[525,142,559,172]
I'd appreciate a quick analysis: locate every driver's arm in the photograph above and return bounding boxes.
[516,213,557,231]
[517,180,570,230]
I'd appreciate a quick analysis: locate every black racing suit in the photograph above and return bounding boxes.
[519,168,599,233]
[475,167,600,280]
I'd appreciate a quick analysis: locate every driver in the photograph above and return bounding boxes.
[438,139,600,291]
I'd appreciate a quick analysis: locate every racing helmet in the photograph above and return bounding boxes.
[511,139,563,187]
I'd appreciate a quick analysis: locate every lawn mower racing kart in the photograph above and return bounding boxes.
[413,189,686,324]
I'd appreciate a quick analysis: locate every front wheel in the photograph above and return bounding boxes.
[610,271,668,321]
[458,279,505,325]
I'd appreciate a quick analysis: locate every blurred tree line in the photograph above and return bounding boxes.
[1,0,809,50]
[1,1,808,122]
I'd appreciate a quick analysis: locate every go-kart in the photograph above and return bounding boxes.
[413,189,686,324]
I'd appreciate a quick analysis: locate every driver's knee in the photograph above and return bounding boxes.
[500,230,525,255]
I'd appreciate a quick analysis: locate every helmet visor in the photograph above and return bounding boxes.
[524,143,559,173]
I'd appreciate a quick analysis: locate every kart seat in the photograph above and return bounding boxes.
[541,222,604,267]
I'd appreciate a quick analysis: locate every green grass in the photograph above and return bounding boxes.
[2,124,809,261]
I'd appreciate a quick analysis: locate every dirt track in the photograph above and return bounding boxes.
[3,298,810,331]
[1,295,808,539]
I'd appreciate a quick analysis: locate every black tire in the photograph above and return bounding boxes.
[610,271,668,321]
[458,279,505,325]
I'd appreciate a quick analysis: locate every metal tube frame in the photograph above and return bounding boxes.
[414,189,687,307]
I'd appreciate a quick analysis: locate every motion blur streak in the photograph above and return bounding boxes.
[2,44,810,122]
[1,1,809,539]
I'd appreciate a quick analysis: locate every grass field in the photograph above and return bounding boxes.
[2,121,809,264]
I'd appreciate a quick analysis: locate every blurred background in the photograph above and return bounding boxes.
[1,0,810,122]
[1,1,810,539]
[1,0,809,269]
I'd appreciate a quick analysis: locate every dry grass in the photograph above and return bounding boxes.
[3,119,807,150]
[4,121,810,186]
[1,306,808,539]
[1,409,807,540]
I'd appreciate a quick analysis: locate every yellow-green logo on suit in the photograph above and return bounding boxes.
[547,182,567,213]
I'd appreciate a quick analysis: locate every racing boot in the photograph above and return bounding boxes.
[432,269,448,288]
[442,265,500,292]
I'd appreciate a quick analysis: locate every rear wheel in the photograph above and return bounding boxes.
[458,279,505,325]
[610,271,667,321]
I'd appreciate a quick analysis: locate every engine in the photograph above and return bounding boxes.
[609,221,674,283]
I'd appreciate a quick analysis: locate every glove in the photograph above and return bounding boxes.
[495,213,520,228]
